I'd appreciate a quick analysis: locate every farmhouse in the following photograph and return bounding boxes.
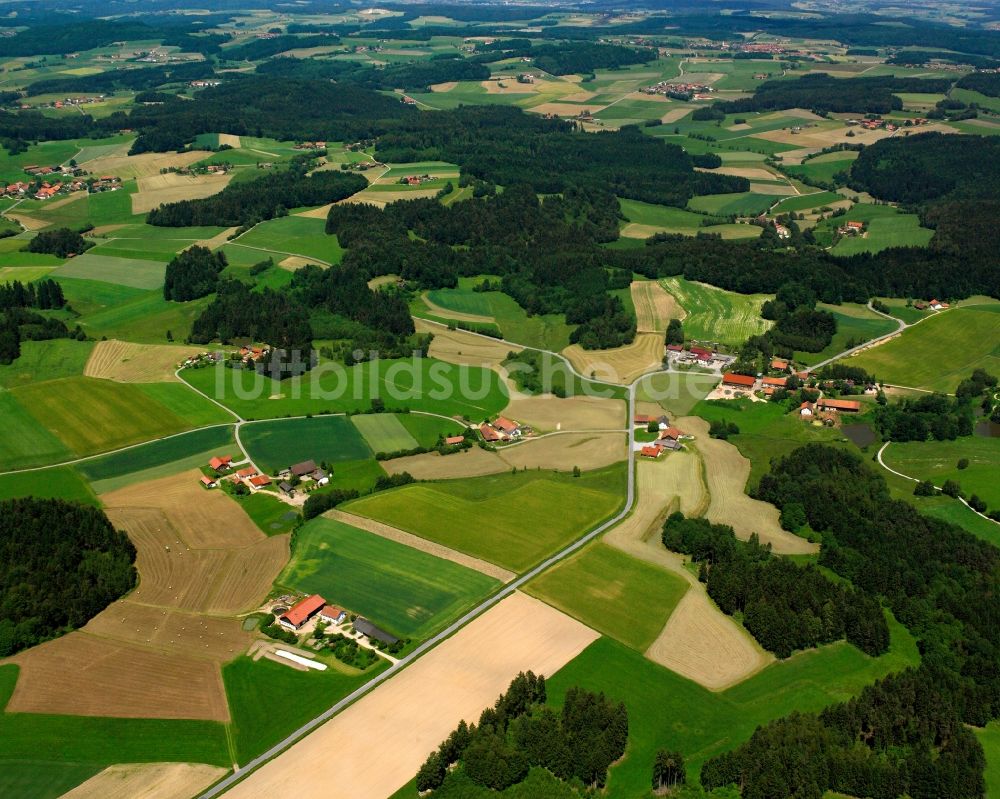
[640,445,663,459]
[770,359,789,372]
[689,345,713,362]
[817,398,861,413]
[658,427,686,442]
[279,481,295,496]
[200,476,217,489]
[444,435,465,446]
[319,606,346,625]
[492,416,522,438]
[666,344,683,354]
[762,376,788,389]
[279,594,327,631]
[722,373,756,389]
[799,401,815,417]
[354,617,399,645]
[236,466,258,479]
[209,455,233,471]
[310,469,330,486]
[479,423,503,443]
[249,474,272,488]
[290,460,318,478]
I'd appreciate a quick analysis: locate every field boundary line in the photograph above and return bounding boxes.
[876,442,999,527]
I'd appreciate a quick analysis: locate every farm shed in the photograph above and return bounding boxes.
[291,459,318,477]
[817,398,862,412]
[722,373,756,388]
[279,594,327,630]
[354,617,399,645]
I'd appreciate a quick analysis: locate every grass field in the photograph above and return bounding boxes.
[0,339,93,388]
[53,253,166,290]
[234,216,345,265]
[796,303,898,367]
[351,413,419,453]
[526,542,688,651]
[11,377,202,460]
[182,357,509,421]
[769,190,842,214]
[76,425,234,482]
[224,655,387,766]
[233,491,299,536]
[659,276,773,346]
[278,517,500,638]
[0,391,73,470]
[847,305,1000,393]
[240,416,372,474]
[784,153,858,186]
[346,464,626,572]
[419,277,575,351]
[688,191,788,217]
[0,466,96,504]
[826,204,934,256]
[637,370,719,417]
[975,721,1000,799]
[883,436,1000,510]
[544,613,919,796]
[136,383,235,427]
[75,288,212,343]
[0,665,230,793]
[398,412,465,446]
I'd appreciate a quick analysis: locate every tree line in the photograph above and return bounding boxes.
[0,278,64,311]
[417,672,628,794]
[698,444,1000,798]
[0,307,85,365]
[662,512,889,658]
[0,498,137,657]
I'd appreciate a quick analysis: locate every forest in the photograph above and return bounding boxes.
[417,672,628,795]
[26,227,91,258]
[716,73,952,115]
[147,168,367,228]
[661,512,888,658]
[0,498,137,657]
[870,369,996,442]
[956,70,1000,97]
[698,444,1000,798]
[24,60,216,98]
[163,245,228,302]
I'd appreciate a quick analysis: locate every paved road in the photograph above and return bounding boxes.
[198,379,639,798]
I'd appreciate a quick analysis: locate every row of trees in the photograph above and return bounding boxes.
[0,278,64,311]
[0,498,136,657]
[699,444,1000,797]
[662,512,889,658]
[417,672,628,794]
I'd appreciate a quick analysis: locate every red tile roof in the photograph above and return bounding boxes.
[236,466,258,478]
[200,476,215,486]
[770,359,789,371]
[249,474,272,487]
[479,423,502,442]
[319,605,344,621]
[633,414,653,424]
[640,445,662,458]
[666,344,683,352]
[722,373,756,387]
[444,435,465,445]
[209,455,232,470]
[762,376,787,388]
[659,427,684,441]
[818,398,861,412]
[493,416,519,434]
[280,594,326,628]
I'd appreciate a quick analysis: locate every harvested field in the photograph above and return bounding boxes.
[223,592,598,799]
[499,432,625,471]
[562,332,664,384]
[430,81,457,92]
[84,339,202,382]
[752,125,895,149]
[278,255,315,271]
[631,280,684,334]
[194,227,239,250]
[6,634,230,720]
[6,213,48,230]
[660,107,693,123]
[218,134,241,148]
[528,101,606,117]
[40,191,87,211]
[602,455,770,689]
[79,150,209,180]
[380,446,508,479]
[340,188,438,206]
[61,762,227,799]
[680,416,817,555]
[748,182,795,195]
[61,762,226,799]
[132,172,233,214]
[327,510,515,582]
[481,78,535,95]
[295,203,335,219]
[421,292,494,324]
[698,166,779,181]
[502,393,625,432]
[417,318,519,368]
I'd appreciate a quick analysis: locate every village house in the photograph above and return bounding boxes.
[774,223,791,240]
[722,373,757,390]
[278,481,295,497]
[310,469,330,487]
[770,359,789,372]
[209,455,233,471]
[319,606,347,625]
[249,474,272,489]
[236,465,258,479]
[658,426,686,442]
[200,475,217,489]
[928,299,949,310]
[279,594,327,631]
[762,376,788,389]
[444,435,465,446]
[640,445,663,459]
[479,422,503,443]
[817,398,862,413]
[799,401,815,417]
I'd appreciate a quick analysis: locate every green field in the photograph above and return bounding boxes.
[240,416,372,474]
[53,253,166,290]
[0,265,57,284]
[883,436,1000,510]
[15,184,140,231]
[0,339,94,389]
[0,466,96,504]
[233,491,300,536]
[10,377,203,461]
[769,190,842,214]
[0,665,229,796]
[77,425,235,483]
[351,413,419,453]
[234,216,345,265]
[784,153,858,187]
[398,412,465,446]
[224,655,386,766]
[659,276,773,346]
[420,277,575,350]
[827,204,934,255]
[975,722,1000,799]
[541,613,920,797]
[637,370,720,417]
[278,517,500,638]
[619,198,725,233]
[526,543,689,650]
[182,357,509,421]
[136,383,235,428]
[345,465,626,572]
[687,191,788,217]
[0,391,73,470]
[795,303,898,367]
[848,305,1000,392]
[52,277,146,317]
[75,289,212,343]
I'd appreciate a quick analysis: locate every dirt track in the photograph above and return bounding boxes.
[223,592,598,799]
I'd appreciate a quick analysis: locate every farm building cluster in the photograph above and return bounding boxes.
[664,344,736,370]
[268,593,399,652]
[200,453,331,499]
[634,413,693,458]
[5,169,122,200]
[478,415,530,443]
[641,80,713,99]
